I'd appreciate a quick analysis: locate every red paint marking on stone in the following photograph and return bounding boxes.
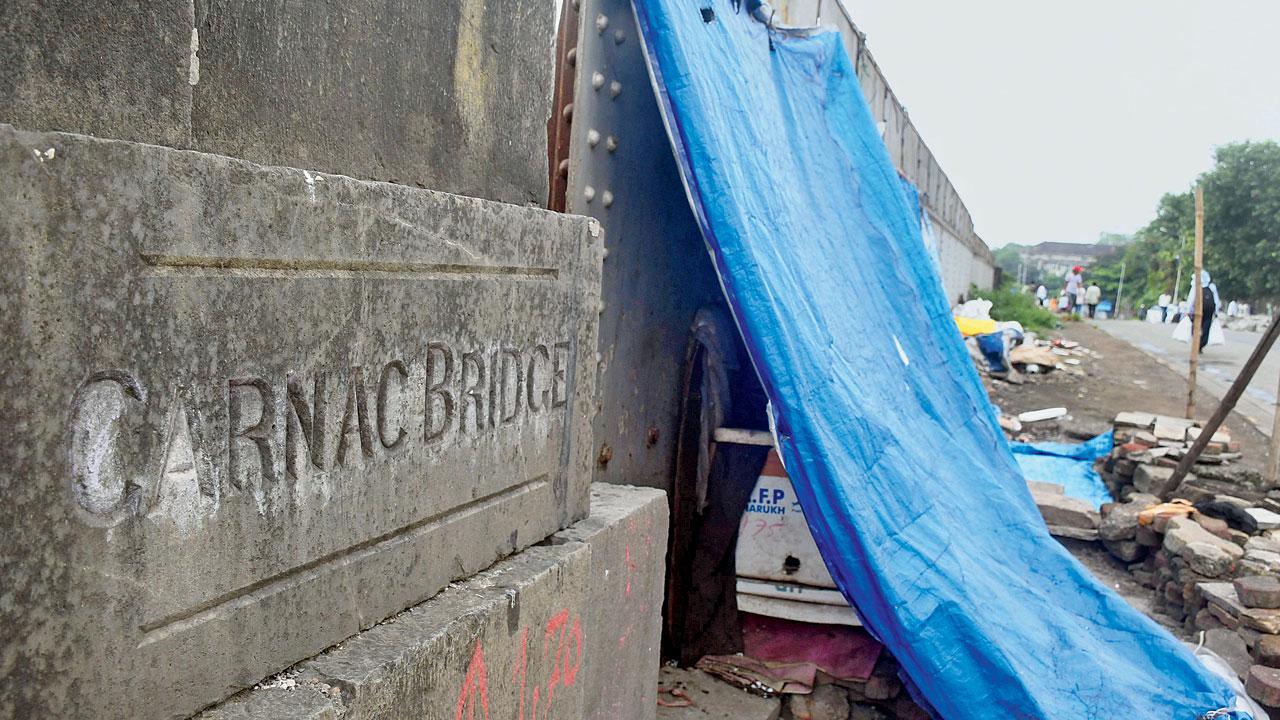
[511,627,530,720]
[455,638,490,720]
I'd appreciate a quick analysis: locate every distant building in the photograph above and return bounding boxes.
[1021,242,1118,280]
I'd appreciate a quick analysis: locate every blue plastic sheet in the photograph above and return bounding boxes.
[632,3,1246,716]
[1012,431,1115,508]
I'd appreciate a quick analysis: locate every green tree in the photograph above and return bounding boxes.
[1201,141,1280,304]
[1085,140,1280,314]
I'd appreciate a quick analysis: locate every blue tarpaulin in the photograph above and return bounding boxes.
[633,2,1246,716]
[1012,431,1115,508]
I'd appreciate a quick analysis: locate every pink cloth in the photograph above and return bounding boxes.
[740,612,881,681]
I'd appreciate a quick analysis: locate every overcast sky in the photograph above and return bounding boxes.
[838,1,1280,248]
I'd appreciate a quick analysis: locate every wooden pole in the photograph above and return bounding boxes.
[1114,261,1126,320]
[1269,364,1280,484]
[1186,187,1205,419]
[1161,314,1280,497]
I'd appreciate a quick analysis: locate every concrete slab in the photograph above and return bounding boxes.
[201,483,667,719]
[0,0,193,147]
[192,0,555,206]
[0,125,601,720]
[551,484,670,720]
[203,542,590,720]
[656,667,781,720]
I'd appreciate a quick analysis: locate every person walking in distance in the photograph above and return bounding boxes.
[1157,292,1172,323]
[1084,282,1102,318]
[1063,265,1084,314]
[1036,284,1048,307]
[1188,269,1221,351]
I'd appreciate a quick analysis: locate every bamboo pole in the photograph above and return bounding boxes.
[1186,187,1205,419]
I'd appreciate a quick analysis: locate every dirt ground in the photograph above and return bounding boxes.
[986,322,1270,472]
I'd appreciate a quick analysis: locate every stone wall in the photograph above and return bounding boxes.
[0,0,555,206]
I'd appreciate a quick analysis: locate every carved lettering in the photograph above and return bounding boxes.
[488,349,499,430]
[286,371,327,479]
[335,366,374,467]
[228,377,276,491]
[425,342,455,444]
[526,345,549,413]
[461,351,486,433]
[376,360,408,451]
[552,341,570,408]
[499,348,523,425]
[69,370,147,521]
[71,337,574,523]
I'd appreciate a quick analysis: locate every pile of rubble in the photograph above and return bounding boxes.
[659,658,931,720]
[963,326,1101,385]
[1092,411,1280,710]
[1007,337,1096,376]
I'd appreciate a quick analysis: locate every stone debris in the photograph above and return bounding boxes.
[1257,634,1280,667]
[1030,485,1099,540]
[1094,410,1280,709]
[1249,508,1280,531]
[657,658,932,720]
[657,667,781,720]
[787,684,849,720]
[1248,665,1280,707]
[1236,577,1280,610]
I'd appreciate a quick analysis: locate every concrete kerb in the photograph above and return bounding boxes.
[200,484,669,720]
[549,484,669,720]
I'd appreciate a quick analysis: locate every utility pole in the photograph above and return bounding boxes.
[1115,261,1126,320]
[1172,234,1188,307]
[1186,186,1205,419]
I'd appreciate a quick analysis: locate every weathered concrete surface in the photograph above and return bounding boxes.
[0,0,193,147]
[551,484,669,720]
[191,0,555,206]
[201,484,667,719]
[1,1,555,206]
[0,125,601,719]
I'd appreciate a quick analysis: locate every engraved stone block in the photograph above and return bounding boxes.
[0,124,601,719]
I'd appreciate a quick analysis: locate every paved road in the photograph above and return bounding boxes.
[1095,319,1280,436]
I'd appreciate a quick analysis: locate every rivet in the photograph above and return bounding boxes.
[587,129,601,147]
[595,14,608,34]
[609,81,622,98]
[602,190,614,208]
[584,185,596,202]
[567,48,577,67]
[591,72,605,90]
[614,29,626,44]
[562,103,573,122]
[558,158,570,177]
[605,135,618,153]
